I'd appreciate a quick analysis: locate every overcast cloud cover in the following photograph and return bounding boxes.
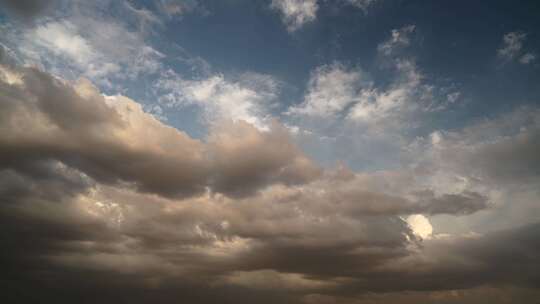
[1,0,540,303]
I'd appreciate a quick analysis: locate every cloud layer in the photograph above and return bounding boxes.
[2,60,540,302]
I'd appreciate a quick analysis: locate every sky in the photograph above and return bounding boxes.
[0,0,540,303]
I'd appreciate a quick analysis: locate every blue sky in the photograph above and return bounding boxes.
[1,1,540,303]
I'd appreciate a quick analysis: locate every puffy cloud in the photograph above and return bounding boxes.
[208,121,321,197]
[347,59,423,125]
[287,63,369,117]
[271,0,318,32]
[156,71,280,130]
[287,58,435,133]
[0,64,318,198]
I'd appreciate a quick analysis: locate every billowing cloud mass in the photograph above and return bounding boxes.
[2,59,540,302]
[0,64,319,198]
[1,1,540,303]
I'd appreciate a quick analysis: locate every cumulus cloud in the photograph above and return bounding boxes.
[271,0,318,32]
[287,58,438,133]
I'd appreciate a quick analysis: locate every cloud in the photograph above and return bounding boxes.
[26,21,97,67]
[347,59,423,125]
[406,214,433,239]
[269,0,379,32]
[345,0,378,11]
[208,121,321,197]
[498,31,526,60]
[519,52,536,64]
[287,58,435,133]
[288,26,455,132]
[377,25,416,56]
[287,63,369,117]
[0,64,318,198]
[412,106,540,188]
[1,64,540,303]
[1,2,164,88]
[156,71,280,130]
[497,31,536,65]
[271,0,318,32]
[0,0,55,18]
[156,0,203,17]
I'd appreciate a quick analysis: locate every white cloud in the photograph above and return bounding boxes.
[519,52,536,64]
[155,70,280,130]
[348,59,422,124]
[498,31,527,61]
[406,214,433,239]
[377,24,416,56]
[287,63,369,117]
[286,58,425,131]
[3,2,165,88]
[346,0,377,11]
[28,21,97,66]
[271,0,318,32]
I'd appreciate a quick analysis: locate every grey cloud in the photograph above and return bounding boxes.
[414,107,540,188]
[414,190,490,216]
[0,64,319,199]
[208,121,322,197]
[1,64,540,303]
[0,0,55,19]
